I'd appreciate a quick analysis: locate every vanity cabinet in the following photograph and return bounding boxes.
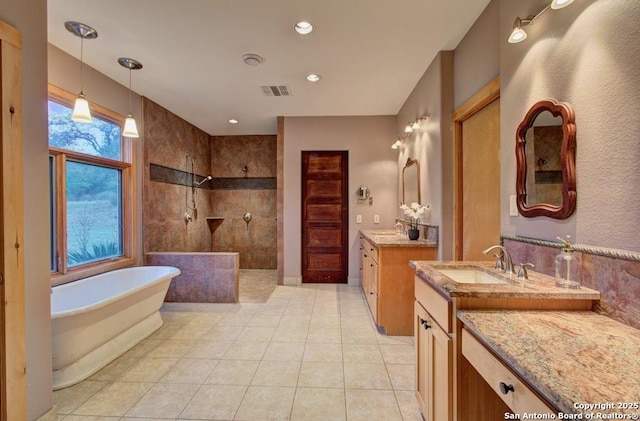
[461,328,553,415]
[415,300,452,421]
[360,233,436,335]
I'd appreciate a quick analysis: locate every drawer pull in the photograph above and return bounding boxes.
[370,248,374,251]
[499,382,514,395]
[420,318,431,330]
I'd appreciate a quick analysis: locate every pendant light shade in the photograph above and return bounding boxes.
[65,22,98,123]
[551,0,574,9]
[72,92,92,123]
[508,17,530,44]
[118,57,143,139]
[123,114,139,138]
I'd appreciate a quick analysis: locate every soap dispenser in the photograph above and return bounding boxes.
[555,235,579,289]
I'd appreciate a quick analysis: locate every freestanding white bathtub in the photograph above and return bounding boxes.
[51,265,180,390]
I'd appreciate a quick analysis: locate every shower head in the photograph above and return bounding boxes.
[194,175,212,187]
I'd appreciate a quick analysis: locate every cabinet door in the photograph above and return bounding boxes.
[367,259,378,321]
[415,302,453,421]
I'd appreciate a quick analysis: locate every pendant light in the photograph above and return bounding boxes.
[118,57,143,138]
[64,21,98,123]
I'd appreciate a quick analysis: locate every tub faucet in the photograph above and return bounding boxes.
[482,245,516,275]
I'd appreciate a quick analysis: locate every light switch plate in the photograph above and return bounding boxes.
[509,195,518,216]
[356,214,362,223]
[374,215,380,224]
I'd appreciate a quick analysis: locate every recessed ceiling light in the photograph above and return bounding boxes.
[242,53,263,66]
[306,74,321,82]
[228,119,239,124]
[294,21,314,35]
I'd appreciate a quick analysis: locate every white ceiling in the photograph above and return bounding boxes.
[47,0,491,135]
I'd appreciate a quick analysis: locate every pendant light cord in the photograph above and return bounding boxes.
[79,35,84,93]
[128,67,133,113]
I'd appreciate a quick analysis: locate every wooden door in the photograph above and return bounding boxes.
[301,151,348,283]
[0,20,27,421]
[453,77,501,261]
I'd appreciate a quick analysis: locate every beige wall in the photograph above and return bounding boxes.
[282,116,397,283]
[397,52,454,259]
[500,0,640,252]
[453,0,500,109]
[0,0,52,418]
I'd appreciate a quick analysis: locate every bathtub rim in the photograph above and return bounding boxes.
[51,265,180,319]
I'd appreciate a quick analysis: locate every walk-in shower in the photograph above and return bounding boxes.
[184,155,211,222]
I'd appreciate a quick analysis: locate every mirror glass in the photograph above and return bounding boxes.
[523,111,563,206]
[402,158,420,205]
[516,99,576,219]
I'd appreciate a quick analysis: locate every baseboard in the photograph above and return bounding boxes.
[348,276,361,287]
[283,276,301,286]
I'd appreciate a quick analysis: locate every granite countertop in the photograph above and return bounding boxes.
[360,230,437,248]
[458,310,640,416]
[410,260,601,300]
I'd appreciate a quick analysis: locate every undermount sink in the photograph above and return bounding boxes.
[438,268,509,284]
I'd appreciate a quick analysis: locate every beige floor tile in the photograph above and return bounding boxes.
[277,315,311,328]
[386,364,416,391]
[116,357,178,382]
[306,328,342,344]
[248,314,283,327]
[179,384,247,420]
[345,389,403,421]
[73,382,153,417]
[262,341,305,361]
[218,312,254,326]
[149,323,183,339]
[183,339,233,359]
[377,335,414,345]
[303,343,343,363]
[202,324,245,341]
[297,362,344,388]
[341,328,378,344]
[236,325,276,342]
[290,387,346,421]
[222,340,269,360]
[169,324,212,340]
[271,325,309,343]
[61,416,119,420]
[124,338,164,358]
[251,360,301,387]
[54,380,108,415]
[125,383,199,418]
[379,344,414,364]
[89,355,140,382]
[309,316,341,329]
[160,311,197,325]
[344,363,392,390]
[234,385,296,421]
[144,339,197,358]
[342,344,383,364]
[205,359,260,385]
[394,390,423,421]
[159,358,219,384]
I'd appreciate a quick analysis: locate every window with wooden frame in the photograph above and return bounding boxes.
[48,84,137,285]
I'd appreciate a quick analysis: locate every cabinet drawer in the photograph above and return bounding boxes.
[415,276,451,333]
[461,329,554,415]
[366,241,379,263]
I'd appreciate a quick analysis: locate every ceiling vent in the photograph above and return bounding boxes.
[261,85,291,96]
[242,54,263,66]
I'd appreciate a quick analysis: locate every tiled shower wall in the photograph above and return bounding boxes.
[143,98,213,253]
[504,238,640,330]
[210,135,277,269]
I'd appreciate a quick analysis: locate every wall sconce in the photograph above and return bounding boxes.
[404,115,429,133]
[65,21,98,123]
[391,134,409,150]
[118,57,143,138]
[508,0,574,44]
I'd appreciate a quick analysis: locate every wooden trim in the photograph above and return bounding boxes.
[47,85,138,285]
[0,20,27,421]
[452,76,500,260]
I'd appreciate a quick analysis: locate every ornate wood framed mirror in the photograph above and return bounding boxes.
[402,157,420,205]
[515,99,576,219]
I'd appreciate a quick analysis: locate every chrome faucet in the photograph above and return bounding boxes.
[482,245,516,275]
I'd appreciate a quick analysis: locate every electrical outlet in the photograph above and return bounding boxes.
[509,195,519,216]
[374,215,380,224]
[356,214,362,223]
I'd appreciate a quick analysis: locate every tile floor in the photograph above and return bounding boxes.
[54,282,420,421]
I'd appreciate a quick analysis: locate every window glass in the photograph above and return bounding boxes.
[48,100,122,160]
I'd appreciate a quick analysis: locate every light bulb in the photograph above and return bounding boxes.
[404,125,413,133]
[551,0,574,9]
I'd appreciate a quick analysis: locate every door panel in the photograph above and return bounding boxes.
[302,151,348,283]
[461,98,501,261]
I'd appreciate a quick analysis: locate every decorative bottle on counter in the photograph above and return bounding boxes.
[555,235,579,289]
